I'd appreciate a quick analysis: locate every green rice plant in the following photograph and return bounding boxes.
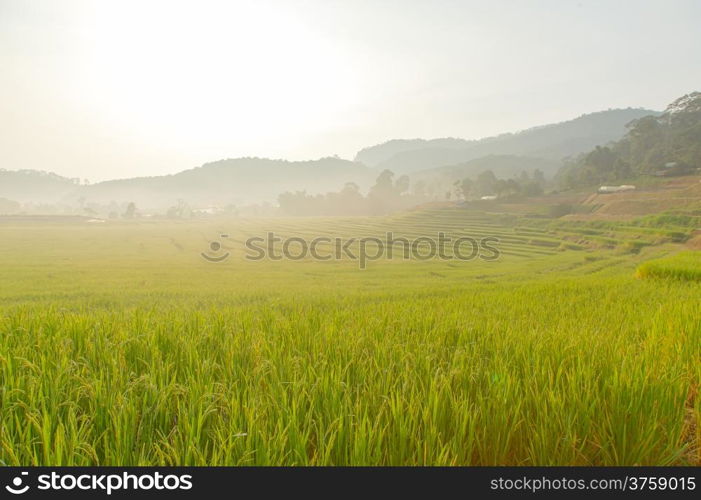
[636,251,701,282]
[0,212,698,465]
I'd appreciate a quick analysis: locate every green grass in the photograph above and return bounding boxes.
[0,211,699,465]
[636,251,701,282]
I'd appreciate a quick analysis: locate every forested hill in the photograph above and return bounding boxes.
[557,92,701,188]
[355,108,658,173]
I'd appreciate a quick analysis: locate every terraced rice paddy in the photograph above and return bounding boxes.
[0,208,699,465]
[636,251,701,282]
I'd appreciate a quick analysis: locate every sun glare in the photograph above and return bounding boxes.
[79,1,360,154]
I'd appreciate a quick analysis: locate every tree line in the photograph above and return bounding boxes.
[278,168,547,216]
[557,92,701,188]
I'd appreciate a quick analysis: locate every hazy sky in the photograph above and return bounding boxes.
[1,0,700,181]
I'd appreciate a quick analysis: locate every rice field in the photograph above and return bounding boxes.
[636,251,701,282]
[0,209,699,465]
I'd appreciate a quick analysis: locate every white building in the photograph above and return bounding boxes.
[598,185,636,194]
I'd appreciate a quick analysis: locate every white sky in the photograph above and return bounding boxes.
[1,0,700,181]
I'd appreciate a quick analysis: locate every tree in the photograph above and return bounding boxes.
[167,199,191,219]
[505,179,521,196]
[454,178,473,200]
[494,179,509,197]
[453,180,463,200]
[341,182,360,196]
[413,180,427,197]
[0,197,20,214]
[123,202,137,219]
[533,169,546,186]
[521,180,544,197]
[369,170,395,199]
[475,170,497,196]
[394,175,410,195]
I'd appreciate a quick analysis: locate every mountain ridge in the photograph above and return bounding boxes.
[356,108,659,173]
[0,107,662,209]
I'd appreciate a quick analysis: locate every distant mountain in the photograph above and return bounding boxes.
[355,138,472,167]
[0,169,79,203]
[0,107,667,211]
[79,157,373,208]
[0,158,373,209]
[414,155,562,183]
[355,108,659,174]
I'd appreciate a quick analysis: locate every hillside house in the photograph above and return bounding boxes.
[598,185,636,194]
